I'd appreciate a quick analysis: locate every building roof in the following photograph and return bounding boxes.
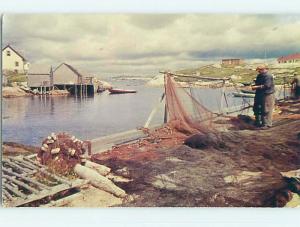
[277,53,300,62]
[54,63,84,78]
[2,44,27,61]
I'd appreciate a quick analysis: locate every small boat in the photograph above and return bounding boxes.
[108,88,137,94]
[232,92,255,98]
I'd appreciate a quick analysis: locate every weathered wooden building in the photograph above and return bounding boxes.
[27,64,51,88]
[221,58,244,66]
[53,63,95,96]
[53,63,83,85]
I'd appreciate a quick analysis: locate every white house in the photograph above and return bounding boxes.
[2,45,29,74]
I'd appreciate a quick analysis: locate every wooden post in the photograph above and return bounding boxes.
[283,76,286,100]
[163,73,168,123]
[144,93,165,128]
[220,79,226,114]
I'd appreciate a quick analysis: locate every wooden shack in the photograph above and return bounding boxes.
[53,63,94,96]
[27,64,51,90]
[221,58,244,66]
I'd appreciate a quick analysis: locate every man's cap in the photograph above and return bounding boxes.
[256,64,269,71]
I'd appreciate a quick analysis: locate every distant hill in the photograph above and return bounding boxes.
[175,63,300,85]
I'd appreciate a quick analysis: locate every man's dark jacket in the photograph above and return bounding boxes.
[254,72,275,95]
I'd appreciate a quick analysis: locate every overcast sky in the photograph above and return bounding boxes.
[3,14,300,76]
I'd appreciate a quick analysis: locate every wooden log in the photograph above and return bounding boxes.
[74,164,126,198]
[84,160,111,176]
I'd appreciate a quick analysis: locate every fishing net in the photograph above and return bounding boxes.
[37,133,91,174]
[164,74,217,135]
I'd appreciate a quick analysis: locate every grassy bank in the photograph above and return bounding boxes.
[175,63,300,85]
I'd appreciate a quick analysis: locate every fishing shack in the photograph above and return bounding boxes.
[27,64,51,93]
[53,63,95,96]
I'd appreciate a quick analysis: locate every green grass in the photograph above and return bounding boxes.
[7,74,27,84]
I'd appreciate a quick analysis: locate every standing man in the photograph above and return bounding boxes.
[252,65,275,129]
[291,73,300,99]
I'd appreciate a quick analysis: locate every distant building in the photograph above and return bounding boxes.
[277,53,300,64]
[221,58,244,66]
[2,45,29,74]
[27,64,51,88]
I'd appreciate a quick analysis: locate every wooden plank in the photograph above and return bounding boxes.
[3,182,27,199]
[5,179,87,207]
[7,158,37,171]
[3,175,40,194]
[2,159,35,174]
[40,192,84,207]
[10,157,40,170]
[2,188,13,200]
[90,129,146,154]
[2,167,50,190]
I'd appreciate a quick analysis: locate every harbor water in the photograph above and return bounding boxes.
[3,78,254,146]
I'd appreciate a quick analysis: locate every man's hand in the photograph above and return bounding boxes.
[251,85,264,90]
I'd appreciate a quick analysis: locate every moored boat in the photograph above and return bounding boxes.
[108,88,137,94]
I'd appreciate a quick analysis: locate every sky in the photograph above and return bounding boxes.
[3,14,300,76]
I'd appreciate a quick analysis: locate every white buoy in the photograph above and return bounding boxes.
[74,164,126,198]
[47,140,54,144]
[41,146,48,152]
[51,148,60,154]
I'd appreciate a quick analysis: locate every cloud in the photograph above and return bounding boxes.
[3,14,300,76]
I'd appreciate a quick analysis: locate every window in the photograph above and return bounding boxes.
[6,50,11,56]
[15,61,19,67]
[14,69,18,73]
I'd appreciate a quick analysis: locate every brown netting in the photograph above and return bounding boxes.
[164,74,217,135]
[37,133,91,175]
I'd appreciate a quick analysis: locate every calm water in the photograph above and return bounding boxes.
[2,79,253,146]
